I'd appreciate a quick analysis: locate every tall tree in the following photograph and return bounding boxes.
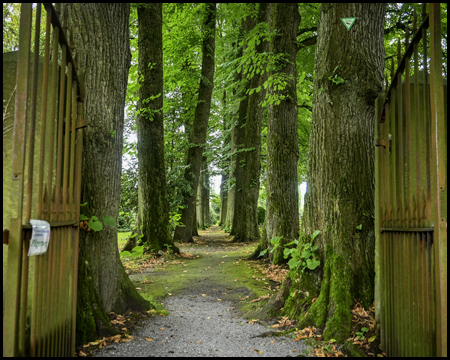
[225,20,247,232]
[274,3,386,343]
[173,3,216,243]
[65,3,150,344]
[262,3,301,263]
[232,3,270,242]
[137,3,179,254]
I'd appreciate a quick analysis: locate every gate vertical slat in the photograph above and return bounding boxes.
[375,3,446,357]
[71,102,84,353]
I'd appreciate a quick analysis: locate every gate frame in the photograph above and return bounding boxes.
[374,3,446,357]
[3,3,85,357]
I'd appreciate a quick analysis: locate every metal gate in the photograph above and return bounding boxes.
[374,3,447,357]
[3,3,85,356]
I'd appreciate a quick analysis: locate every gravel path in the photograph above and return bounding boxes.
[92,227,310,357]
[93,293,308,357]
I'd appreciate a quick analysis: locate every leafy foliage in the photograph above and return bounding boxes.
[259,230,321,272]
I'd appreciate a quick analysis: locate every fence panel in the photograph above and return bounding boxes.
[374,3,447,357]
[3,3,85,357]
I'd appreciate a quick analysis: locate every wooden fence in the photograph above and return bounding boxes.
[3,3,85,356]
[374,3,447,357]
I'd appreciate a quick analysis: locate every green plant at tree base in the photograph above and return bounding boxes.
[260,230,321,272]
[120,245,144,259]
[355,327,369,341]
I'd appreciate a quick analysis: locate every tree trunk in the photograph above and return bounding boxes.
[280,3,386,343]
[173,3,216,243]
[219,172,228,226]
[232,3,269,243]
[196,156,209,229]
[263,3,301,263]
[219,91,229,227]
[137,3,179,254]
[65,3,150,345]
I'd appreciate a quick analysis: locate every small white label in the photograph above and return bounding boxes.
[28,219,51,256]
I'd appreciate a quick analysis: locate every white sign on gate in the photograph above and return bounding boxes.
[28,219,51,256]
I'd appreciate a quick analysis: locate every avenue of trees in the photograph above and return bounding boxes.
[3,2,447,346]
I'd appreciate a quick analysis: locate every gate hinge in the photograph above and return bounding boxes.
[3,229,9,245]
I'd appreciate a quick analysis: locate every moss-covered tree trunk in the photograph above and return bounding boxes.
[232,3,269,243]
[278,3,386,343]
[137,3,179,254]
[65,3,150,345]
[173,3,216,243]
[260,3,301,263]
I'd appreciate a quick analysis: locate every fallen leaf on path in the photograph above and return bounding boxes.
[145,338,153,341]
[251,294,270,303]
[197,341,202,344]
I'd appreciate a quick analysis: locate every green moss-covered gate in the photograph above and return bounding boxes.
[3,3,85,356]
[374,4,446,357]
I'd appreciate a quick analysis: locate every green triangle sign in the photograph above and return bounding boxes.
[341,17,357,31]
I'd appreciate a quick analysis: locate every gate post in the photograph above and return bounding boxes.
[429,3,447,357]
[3,4,32,357]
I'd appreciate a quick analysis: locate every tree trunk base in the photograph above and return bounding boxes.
[266,253,357,343]
[76,259,118,346]
[121,231,138,252]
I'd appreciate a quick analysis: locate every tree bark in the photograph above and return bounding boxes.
[173,3,216,242]
[65,3,150,345]
[232,3,269,243]
[137,3,179,254]
[196,157,209,229]
[219,91,229,227]
[281,3,386,343]
[263,3,301,263]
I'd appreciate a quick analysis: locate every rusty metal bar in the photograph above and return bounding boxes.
[31,6,48,356]
[22,220,79,229]
[381,227,434,232]
[3,4,32,357]
[42,3,84,99]
[382,14,429,108]
[25,3,41,223]
[429,3,447,357]
[69,82,77,220]
[71,101,84,355]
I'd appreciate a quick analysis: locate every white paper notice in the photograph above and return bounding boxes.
[28,219,51,256]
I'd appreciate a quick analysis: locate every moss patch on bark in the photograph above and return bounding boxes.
[281,251,353,343]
